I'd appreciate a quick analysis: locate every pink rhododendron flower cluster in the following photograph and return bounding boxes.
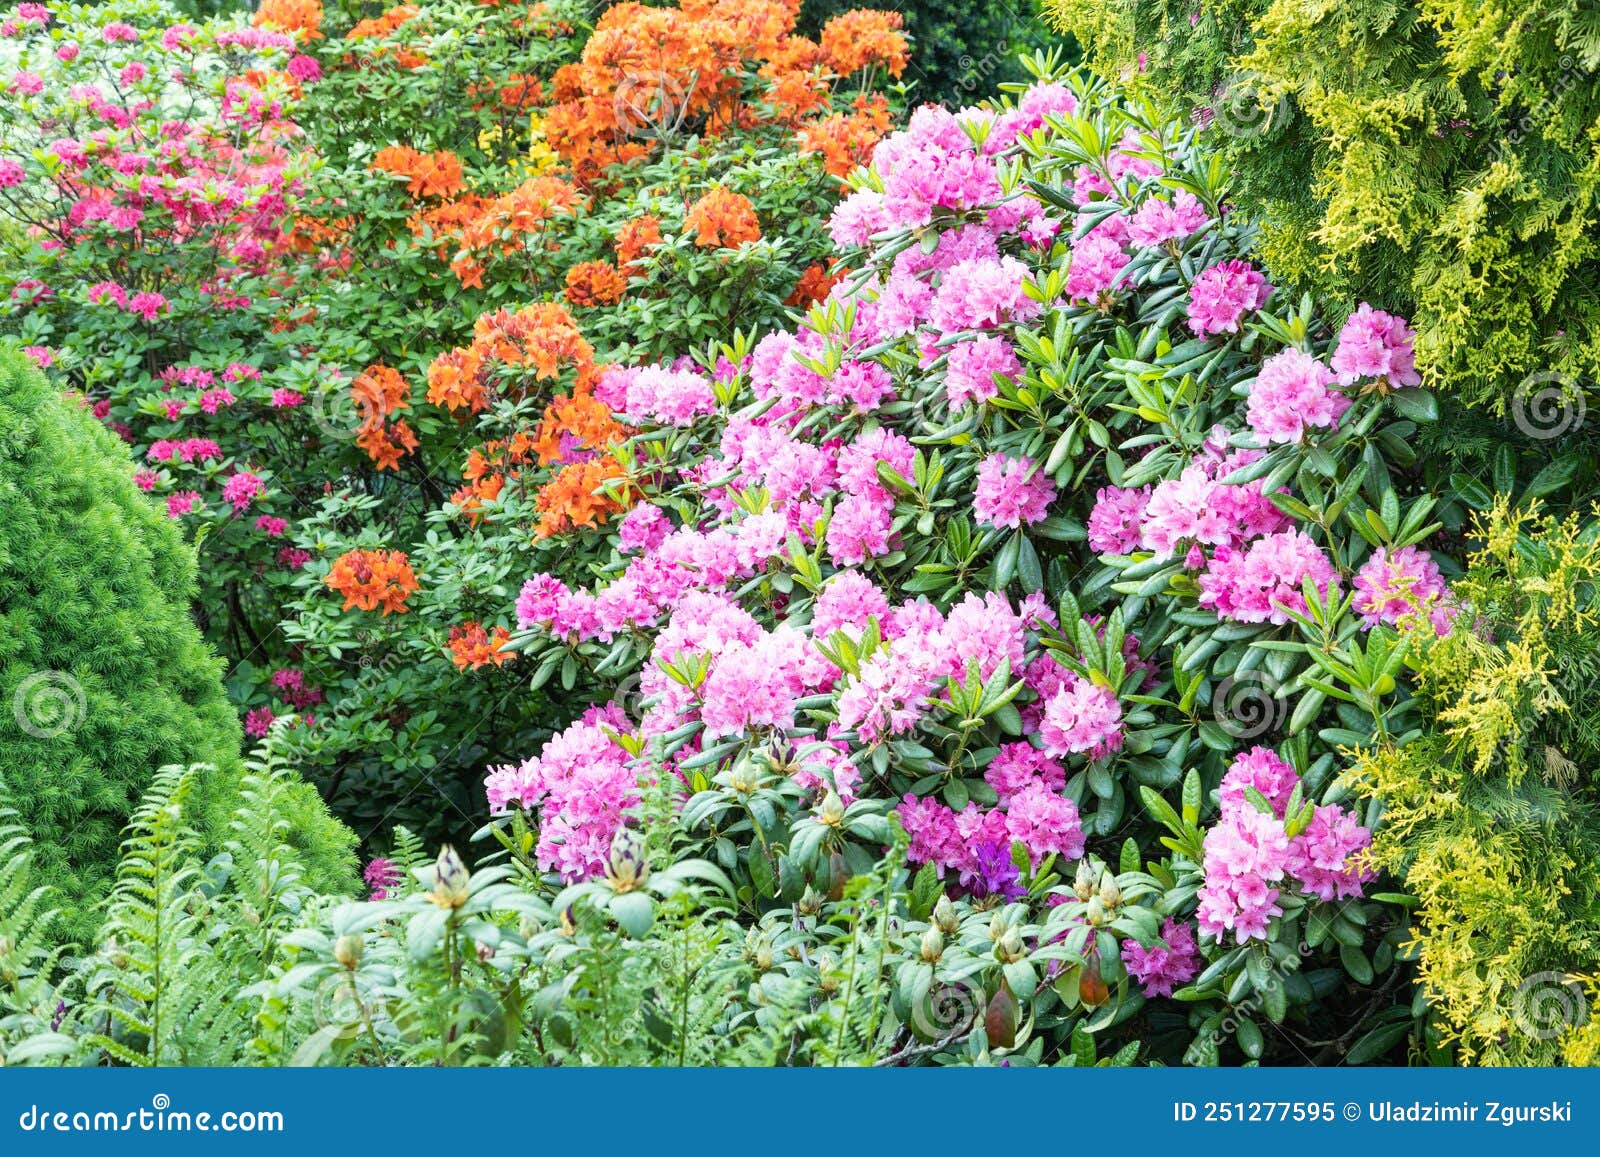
[973,453,1056,528]
[1122,917,1201,997]
[1187,259,1271,336]
[1246,348,1349,445]
[1198,529,1338,625]
[1330,303,1421,388]
[1135,436,1289,558]
[944,334,1020,409]
[898,783,1085,889]
[1353,545,1452,635]
[1127,191,1208,248]
[1039,676,1123,759]
[484,704,640,881]
[1197,748,1374,943]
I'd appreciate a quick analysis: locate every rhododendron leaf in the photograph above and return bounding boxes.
[993,533,1019,588]
[942,778,969,811]
[1526,455,1582,499]
[1180,770,1202,827]
[609,891,654,938]
[1339,943,1374,985]
[1017,535,1044,592]
[746,846,775,899]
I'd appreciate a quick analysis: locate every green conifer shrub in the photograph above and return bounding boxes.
[1045,0,1600,410]
[0,347,356,939]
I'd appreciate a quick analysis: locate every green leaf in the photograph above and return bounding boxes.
[1346,1019,1412,1064]
[609,891,655,937]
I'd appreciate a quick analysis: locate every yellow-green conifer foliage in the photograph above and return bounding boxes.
[1350,499,1600,1064]
[1046,0,1600,410]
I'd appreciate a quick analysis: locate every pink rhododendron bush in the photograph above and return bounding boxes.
[474,65,1453,1063]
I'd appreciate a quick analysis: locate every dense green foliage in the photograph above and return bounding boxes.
[0,348,356,937]
[803,0,1071,105]
[1045,0,1600,410]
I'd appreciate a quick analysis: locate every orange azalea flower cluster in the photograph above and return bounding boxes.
[540,0,896,187]
[564,260,629,307]
[796,93,894,180]
[784,261,843,307]
[370,146,465,200]
[531,390,624,467]
[531,389,633,537]
[817,10,908,79]
[252,0,323,41]
[448,621,515,670]
[452,382,630,534]
[346,4,428,69]
[535,456,630,539]
[348,3,420,38]
[683,187,762,249]
[426,302,599,414]
[440,175,585,288]
[325,549,420,615]
[614,214,663,274]
[469,73,543,116]
[350,365,420,471]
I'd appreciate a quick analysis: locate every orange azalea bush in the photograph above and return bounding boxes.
[563,261,629,307]
[542,0,904,186]
[369,146,466,200]
[350,365,420,471]
[817,8,909,78]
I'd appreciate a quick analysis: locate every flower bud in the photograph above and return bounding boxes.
[919,927,945,963]
[1098,872,1121,908]
[755,941,773,971]
[988,912,1008,942]
[998,928,1026,963]
[728,762,758,795]
[798,885,824,916]
[430,845,470,910]
[816,952,839,994]
[817,791,846,827]
[1086,895,1108,926]
[1073,860,1096,900]
[559,905,577,937]
[334,933,363,971]
[933,894,960,934]
[605,828,649,894]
